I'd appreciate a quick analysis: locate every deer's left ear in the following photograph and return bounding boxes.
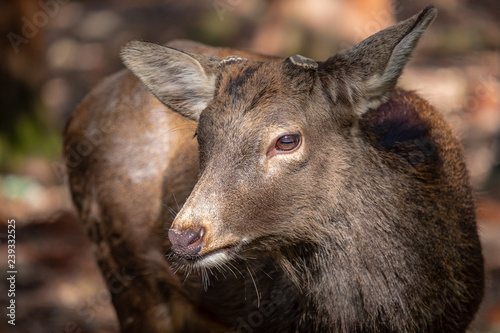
[321,6,437,113]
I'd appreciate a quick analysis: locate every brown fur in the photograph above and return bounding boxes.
[65,6,483,332]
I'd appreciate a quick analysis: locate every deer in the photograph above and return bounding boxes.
[64,6,484,332]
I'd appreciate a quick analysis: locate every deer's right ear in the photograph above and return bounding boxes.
[121,41,220,122]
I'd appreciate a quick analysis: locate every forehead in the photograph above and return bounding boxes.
[202,59,307,127]
[215,60,281,111]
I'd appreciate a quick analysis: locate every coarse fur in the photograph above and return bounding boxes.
[64,6,484,333]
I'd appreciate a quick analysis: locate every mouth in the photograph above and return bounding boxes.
[170,243,241,270]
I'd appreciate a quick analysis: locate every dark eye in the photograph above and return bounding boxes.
[275,134,301,152]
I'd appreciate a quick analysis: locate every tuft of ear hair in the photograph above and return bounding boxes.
[120,41,220,121]
[288,55,318,70]
[219,56,248,66]
[322,6,437,113]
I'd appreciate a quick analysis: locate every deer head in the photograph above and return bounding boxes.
[121,7,437,269]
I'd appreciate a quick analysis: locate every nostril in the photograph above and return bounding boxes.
[188,227,205,247]
[168,227,206,258]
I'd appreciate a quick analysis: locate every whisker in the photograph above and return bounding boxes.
[202,267,210,291]
[173,263,183,275]
[172,193,180,211]
[161,202,178,218]
[245,261,261,307]
[183,267,192,284]
[224,262,239,279]
[257,266,273,280]
[214,263,227,279]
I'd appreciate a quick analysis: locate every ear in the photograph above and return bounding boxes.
[121,41,220,121]
[322,6,437,113]
[281,54,318,93]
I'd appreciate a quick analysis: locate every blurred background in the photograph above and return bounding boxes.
[0,0,498,332]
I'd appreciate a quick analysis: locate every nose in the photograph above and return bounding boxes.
[168,227,205,258]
